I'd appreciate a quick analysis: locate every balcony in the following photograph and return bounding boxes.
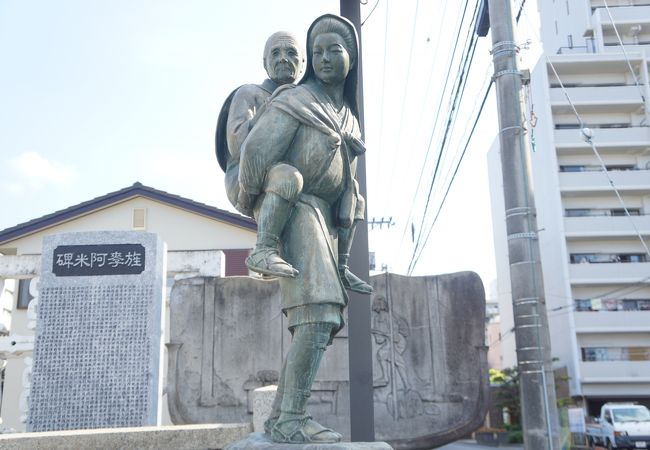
[550,85,644,113]
[554,126,650,152]
[564,214,650,238]
[569,261,650,284]
[595,4,650,23]
[574,310,650,332]
[581,361,650,383]
[602,43,650,56]
[559,169,650,193]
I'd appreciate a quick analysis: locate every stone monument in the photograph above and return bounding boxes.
[168,271,488,449]
[27,231,166,432]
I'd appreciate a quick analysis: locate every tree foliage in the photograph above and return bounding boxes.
[489,367,521,426]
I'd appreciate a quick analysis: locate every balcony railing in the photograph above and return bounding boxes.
[569,261,650,284]
[559,168,650,192]
[554,126,650,150]
[550,85,643,112]
[564,214,650,238]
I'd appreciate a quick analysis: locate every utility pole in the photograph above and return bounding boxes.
[340,0,376,442]
[486,0,560,448]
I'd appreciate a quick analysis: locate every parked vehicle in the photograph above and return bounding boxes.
[586,403,650,449]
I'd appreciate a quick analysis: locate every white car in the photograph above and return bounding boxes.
[586,403,650,449]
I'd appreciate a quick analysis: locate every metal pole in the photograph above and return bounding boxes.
[340,0,376,442]
[487,0,560,448]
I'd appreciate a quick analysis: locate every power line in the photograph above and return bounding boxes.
[383,0,421,213]
[397,0,475,257]
[409,77,493,274]
[405,2,480,270]
[407,1,483,274]
[361,0,381,26]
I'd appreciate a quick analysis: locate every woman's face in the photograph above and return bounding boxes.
[311,32,351,85]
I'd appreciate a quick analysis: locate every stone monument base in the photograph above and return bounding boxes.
[225,432,393,450]
[0,423,250,450]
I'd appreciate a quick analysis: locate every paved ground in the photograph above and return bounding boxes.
[437,439,524,450]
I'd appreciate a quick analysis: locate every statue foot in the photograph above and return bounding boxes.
[271,416,342,444]
[339,267,373,295]
[246,246,298,278]
[263,416,277,435]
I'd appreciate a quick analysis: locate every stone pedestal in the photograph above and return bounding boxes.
[225,432,393,450]
[0,423,251,450]
[253,385,277,433]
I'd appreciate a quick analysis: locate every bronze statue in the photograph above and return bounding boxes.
[216,31,304,216]
[237,14,372,443]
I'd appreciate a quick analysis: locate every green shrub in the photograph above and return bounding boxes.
[508,430,523,443]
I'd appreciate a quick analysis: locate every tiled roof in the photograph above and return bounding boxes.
[0,182,256,245]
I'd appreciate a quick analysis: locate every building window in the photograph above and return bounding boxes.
[16,279,33,309]
[222,249,251,276]
[565,209,592,217]
[582,347,650,362]
[132,208,146,230]
[575,298,650,312]
[559,164,637,172]
[570,253,647,264]
[564,208,642,217]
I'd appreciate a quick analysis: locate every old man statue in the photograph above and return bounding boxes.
[216,31,304,216]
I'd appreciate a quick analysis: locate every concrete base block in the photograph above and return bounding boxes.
[253,385,277,433]
[0,423,251,450]
[225,432,393,450]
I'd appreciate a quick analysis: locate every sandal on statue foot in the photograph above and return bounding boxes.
[340,267,373,295]
[264,417,278,435]
[246,247,298,278]
[271,416,341,444]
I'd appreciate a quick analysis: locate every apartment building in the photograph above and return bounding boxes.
[489,0,650,414]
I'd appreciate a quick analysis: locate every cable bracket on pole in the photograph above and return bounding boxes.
[499,125,524,135]
[490,41,519,58]
[514,297,539,306]
[506,206,533,217]
[517,346,544,353]
[508,231,538,241]
[493,69,521,80]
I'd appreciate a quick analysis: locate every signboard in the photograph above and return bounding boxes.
[52,244,145,276]
[568,407,586,433]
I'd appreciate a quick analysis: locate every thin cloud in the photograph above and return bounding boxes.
[2,152,77,193]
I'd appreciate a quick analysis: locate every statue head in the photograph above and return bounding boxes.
[372,296,389,313]
[301,14,360,117]
[263,31,304,86]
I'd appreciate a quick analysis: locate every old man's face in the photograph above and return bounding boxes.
[265,37,303,85]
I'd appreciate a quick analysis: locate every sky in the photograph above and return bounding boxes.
[0,0,544,298]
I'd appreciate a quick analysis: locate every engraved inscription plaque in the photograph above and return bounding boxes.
[28,231,166,432]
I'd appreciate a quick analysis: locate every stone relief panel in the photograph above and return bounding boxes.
[168,272,487,448]
[370,272,488,449]
[167,276,350,436]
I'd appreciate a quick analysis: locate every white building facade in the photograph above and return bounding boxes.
[489,0,650,414]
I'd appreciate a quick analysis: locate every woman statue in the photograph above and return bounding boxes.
[238,14,368,443]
